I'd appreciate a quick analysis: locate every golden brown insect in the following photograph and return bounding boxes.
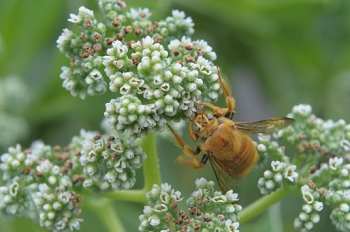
[166,68,295,194]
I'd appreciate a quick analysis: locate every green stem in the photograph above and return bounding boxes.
[239,187,290,224]
[141,132,162,190]
[102,189,147,204]
[85,197,126,232]
[101,133,162,204]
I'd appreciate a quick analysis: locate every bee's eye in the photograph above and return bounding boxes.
[207,114,213,120]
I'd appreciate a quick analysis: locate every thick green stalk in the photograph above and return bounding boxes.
[141,133,162,190]
[102,189,147,204]
[239,187,289,223]
[85,197,126,232]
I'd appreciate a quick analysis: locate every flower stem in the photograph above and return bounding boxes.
[239,187,291,223]
[141,132,162,190]
[102,189,147,204]
[85,197,126,232]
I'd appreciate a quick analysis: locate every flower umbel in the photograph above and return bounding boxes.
[262,104,350,231]
[139,178,241,231]
[70,129,147,192]
[0,142,83,231]
[103,35,221,138]
[57,0,221,138]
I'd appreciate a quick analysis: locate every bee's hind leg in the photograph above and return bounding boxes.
[176,155,205,169]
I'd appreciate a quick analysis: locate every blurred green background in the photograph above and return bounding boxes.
[0,0,349,231]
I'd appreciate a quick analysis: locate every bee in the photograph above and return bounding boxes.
[166,68,295,194]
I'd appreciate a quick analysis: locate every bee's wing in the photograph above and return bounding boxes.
[208,154,239,194]
[235,117,295,136]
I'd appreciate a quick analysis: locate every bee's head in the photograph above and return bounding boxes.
[192,112,214,134]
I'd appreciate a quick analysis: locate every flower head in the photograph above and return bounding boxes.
[225,220,240,232]
[284,165,298,182]
[139,178,241,231]
[76,130,146,191]
[329,157,343,170]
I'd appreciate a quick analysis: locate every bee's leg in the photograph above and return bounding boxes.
[199,67,236,119]
[177,153,209,169]
[201,154,209,164]
[166,123,207,169]
[217,67,236,119]
[176,155,205,169]
[189,120,199,141]
[166,123,199,157]
[199,101,226,117]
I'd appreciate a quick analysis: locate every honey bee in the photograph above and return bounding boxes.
[166,68,295,194]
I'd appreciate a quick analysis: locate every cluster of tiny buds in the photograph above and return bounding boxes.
[139,178,241,232]
[255,132,298,195]
[33,183,83,231]
[57,0,197,100]
[256,104,350,231]
[72,129,146,191]
[274,104,350,160]
[0,142,83,231]
[57,0,221,139]
[139,182,184,231]
[330,200,350,231]
[257,160,298,195]
[294,184,324,231]
[103,35,220,138]
[290,150,350,231]
[57,5,107,99]
[0,126,149,230]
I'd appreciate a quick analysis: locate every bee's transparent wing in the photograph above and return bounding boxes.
[235,117,295,136]
[208,154,239,195]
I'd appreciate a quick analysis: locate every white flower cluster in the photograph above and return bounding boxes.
[320,161,350,231]
[275,104,350,156]
[0,142,83,231]
[294,185,324,231]
[271,104,350,231]
[124,8,194,41]
[104,36,220,138]
[139,183,183,231]
[155,10,195,40]
[186,178,241,231]
[105,95,166,139]
[330,198,350,231]
[255,134,299,195]
[57,6,108,99]
[57,0,200,101]
[325,160,350,194]
[98,0,127,28]
[78,132,146,191]
[68,6,96,27]
[33,184,83,231]
[58,2,221,138]
[258,160,298,195]
[139,178,241,231]
[168,36,217,65]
